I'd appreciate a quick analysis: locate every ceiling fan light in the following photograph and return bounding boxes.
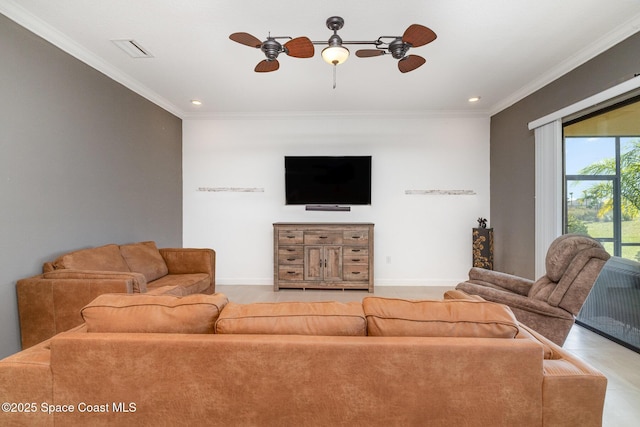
[322,45,349,65]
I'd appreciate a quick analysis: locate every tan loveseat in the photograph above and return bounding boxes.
[16,241,215,348]
[0,292,606,426]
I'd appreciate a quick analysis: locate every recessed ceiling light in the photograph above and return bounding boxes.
[468,96,481,103]
[191,99,202,106]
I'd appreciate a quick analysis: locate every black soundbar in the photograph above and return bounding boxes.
[305,205,351,212]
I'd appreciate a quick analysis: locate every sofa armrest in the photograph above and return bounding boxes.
[443,289,485,301]
[42,270,147,293]
[159,248,215,290]
[518,324,607,426]
[468,267,534,296]
[16,275,138,349]
[0,339,53,426]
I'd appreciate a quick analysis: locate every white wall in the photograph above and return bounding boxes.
[183,112,489,287]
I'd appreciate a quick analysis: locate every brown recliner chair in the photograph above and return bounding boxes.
[456,234,611,346]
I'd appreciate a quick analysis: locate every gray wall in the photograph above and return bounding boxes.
[0,15,183,358]
[490,32,640,279]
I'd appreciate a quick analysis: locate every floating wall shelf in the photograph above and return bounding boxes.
[197,187,265,193]
[405,190,476,195]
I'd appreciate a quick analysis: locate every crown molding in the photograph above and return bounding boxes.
[181,109,491,121]
[488,11,640,116]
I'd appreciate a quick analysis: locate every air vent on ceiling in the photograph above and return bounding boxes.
[111,39,154,58]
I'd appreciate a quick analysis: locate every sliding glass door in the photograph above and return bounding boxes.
[563,97,640,261]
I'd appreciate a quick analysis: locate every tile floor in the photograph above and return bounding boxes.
[217,285,640,427]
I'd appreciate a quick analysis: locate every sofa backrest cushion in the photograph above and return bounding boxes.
[53,244,130,272]
[215,301,367,336]
[81,293,229,334]
[363,297,520,338]
[119,241,169,282]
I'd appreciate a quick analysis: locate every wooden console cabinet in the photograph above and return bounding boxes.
[274,223,374,292]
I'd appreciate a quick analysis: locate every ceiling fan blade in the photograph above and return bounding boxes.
[255,59,280,73]
[229,32,262,48]
[356,49,385,58]
[284,37,314,58]
[402,24,437,47]
[398,55,426,73]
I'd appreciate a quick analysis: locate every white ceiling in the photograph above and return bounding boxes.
[3,0,640,118]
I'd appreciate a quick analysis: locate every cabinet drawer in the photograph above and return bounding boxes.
[344,252,368,264]
[304,232,343,245]
[278,246,304,264]
[278,230,303,244]
[343,230,369,243]
[343,265,369,281]
[344,247,368,257]
[278,265,304,280]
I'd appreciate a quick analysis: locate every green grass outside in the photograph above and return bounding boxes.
[584,219,640,260]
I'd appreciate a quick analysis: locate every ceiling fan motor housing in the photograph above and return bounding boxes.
[389,38,409,59]
[261,38,282,60]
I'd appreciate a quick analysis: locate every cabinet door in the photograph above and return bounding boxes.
[304,246,343,282]
[323,246,343,281]
[304,246,323,281]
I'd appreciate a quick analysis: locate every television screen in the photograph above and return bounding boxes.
[285,156,372,205]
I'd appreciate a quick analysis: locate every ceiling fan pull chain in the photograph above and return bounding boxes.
[333,63,337,89]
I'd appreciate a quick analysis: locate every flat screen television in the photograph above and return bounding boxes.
[285,156,372,205]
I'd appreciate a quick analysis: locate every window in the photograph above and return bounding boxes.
[563,97,640,261]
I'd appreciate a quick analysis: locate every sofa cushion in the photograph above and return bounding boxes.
[53,244,130,272]
[215,301,367,336]
[81,293,229,334]
[363,297,520,338]
[146,273,210,294]
[119,241,168,282]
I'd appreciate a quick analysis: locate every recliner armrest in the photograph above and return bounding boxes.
[468,267,533,296]
[456,282,573,319]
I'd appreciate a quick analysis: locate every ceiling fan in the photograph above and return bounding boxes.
[355,24,437,73]
[228,33,314,72]
[229,17,437,74]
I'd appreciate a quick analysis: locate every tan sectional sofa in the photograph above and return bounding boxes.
[0,292,606,426]
[16,241,215,348]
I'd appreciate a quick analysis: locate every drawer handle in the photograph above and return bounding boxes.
[287,258,296,261]
[287,249,296,252]
[351,235,361,239]
[286,235,296,239]
[352,271,361,275]
[352,259,361,262]
[352,249,361,253]
[319,236,328,239]
[287,271,296,274]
